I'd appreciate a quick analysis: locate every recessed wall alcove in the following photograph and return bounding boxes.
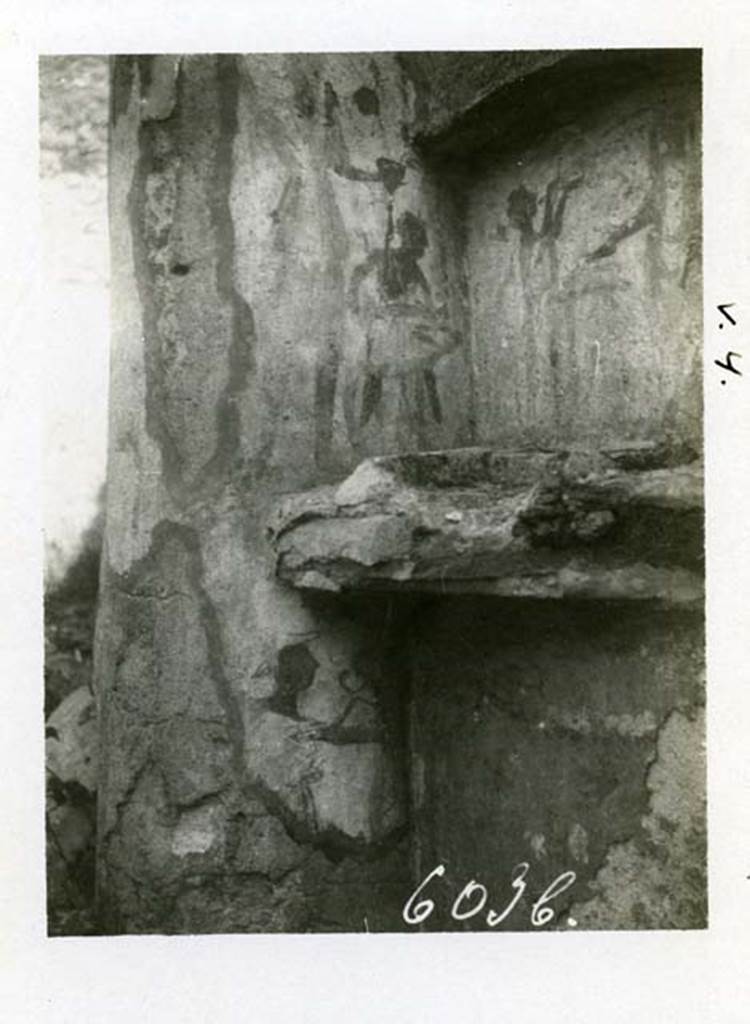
[269,440,704,930]
[267,50,705,931]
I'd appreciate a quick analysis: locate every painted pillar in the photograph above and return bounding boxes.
[96,53,471,932]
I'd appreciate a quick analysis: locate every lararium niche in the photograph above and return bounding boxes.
[97,49,704,933]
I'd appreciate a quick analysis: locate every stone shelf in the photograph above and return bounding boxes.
[268,444,703,605]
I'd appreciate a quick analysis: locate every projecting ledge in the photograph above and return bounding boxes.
[268,445,704,605]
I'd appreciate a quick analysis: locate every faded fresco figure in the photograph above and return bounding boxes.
[343,208,461,453]
[503,170,585,433]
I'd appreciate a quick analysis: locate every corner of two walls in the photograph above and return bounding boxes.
[97,51,705,933]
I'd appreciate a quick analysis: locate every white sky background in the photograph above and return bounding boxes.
[40,56,109,584]
[2,2,750,1022]
[42,168,109,581]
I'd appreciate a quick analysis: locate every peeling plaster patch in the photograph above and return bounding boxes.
[234,814,308,880]
[251,573,319,653]
[353,86,380,117]
[270,642,319,717]
[200,515,321,707]
[243,710,327,822]
[603,710,657,738]
[568,823,589,864]
[104,445,163,575]
[107,59,165,575]
[309,742,402,840]
[297,645,375,726]
[140,56,182,122]
[335,459,400,505]
[569,708,706,929]
[144,168,177,240]
[156,718,233,808]
[306,625,368,676]
[245,661,277,701]
[198,516,325,716]
[297,669,351,724]
[409,598,704,932]
[644,707,705,836]
[547,708,592,735]
[337,697,380,733]
[244,711,402,842]
[529,833,547,860]
[297,571,341,592]
[171,803,224,857]
[544,706,658,737]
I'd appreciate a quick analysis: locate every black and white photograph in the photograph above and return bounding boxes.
[3,1,750,1020]
[43,47,705,936]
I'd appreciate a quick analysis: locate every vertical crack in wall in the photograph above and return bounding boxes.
[126,55,257,506]
[198,54,258,492]
[126,57,186,502]
[567,706,707,929]
[164,520,247,780]
[99,521,246,806]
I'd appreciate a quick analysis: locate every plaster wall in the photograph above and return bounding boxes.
[409,600,706,931]
[98,52,470,932]
[97,51,704,933]
[463,69,701,448]
[404,64,705,931]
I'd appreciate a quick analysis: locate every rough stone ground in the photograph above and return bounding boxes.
[44,515,101,935]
